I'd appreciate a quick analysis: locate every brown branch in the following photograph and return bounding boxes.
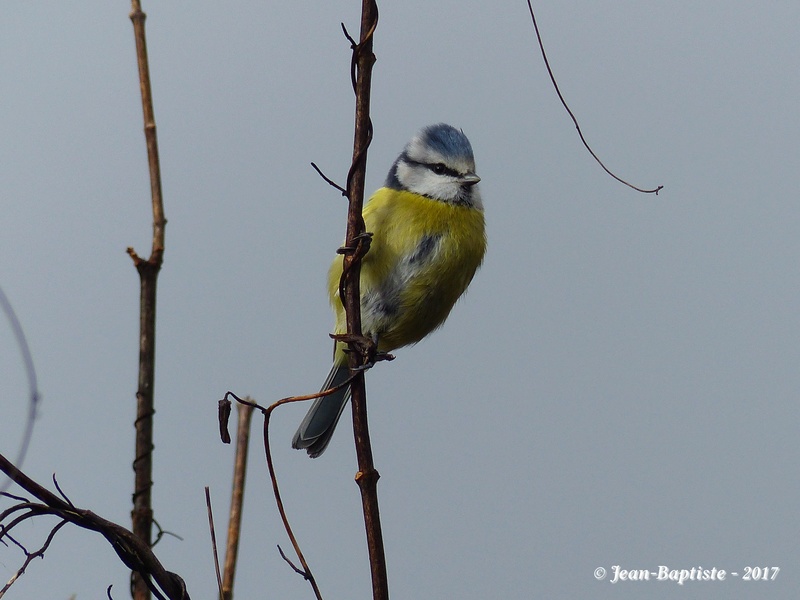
[525,0,663,195]
[339,2,389,600]
[220,4,384,599]
[129,1,167,250]
[127,2,167,599]
[0,454,189,600]
[221,401,254,600]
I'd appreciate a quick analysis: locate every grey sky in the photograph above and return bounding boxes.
[2,1,799,599]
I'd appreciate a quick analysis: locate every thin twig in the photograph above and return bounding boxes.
[1,491,29,504]
[221,385,360,600]
[51,474,74,508]
[311,162,347,195]
[204,488,224,600]
[525,0,663,195]
[277,545,308,578]
[261,405,322,600]
[0,519,67,598]
[152,518,184,546]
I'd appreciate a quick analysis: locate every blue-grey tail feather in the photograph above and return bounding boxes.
[291,364,351,458]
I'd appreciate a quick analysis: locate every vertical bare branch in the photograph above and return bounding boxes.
[127,2,166,599]
[341,1,388,599]
[129,1,167,248]
[221,401,254,600]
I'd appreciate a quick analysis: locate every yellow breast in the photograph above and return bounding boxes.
[328,188,486,361]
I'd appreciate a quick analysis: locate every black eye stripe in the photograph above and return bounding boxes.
[405,158,461,178]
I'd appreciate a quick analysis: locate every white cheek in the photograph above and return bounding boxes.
[415,174,462,201]
[397,163,461,201]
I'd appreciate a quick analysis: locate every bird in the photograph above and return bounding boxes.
[292,123,486,457]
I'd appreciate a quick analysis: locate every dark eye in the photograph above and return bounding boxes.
[431,163,447,175]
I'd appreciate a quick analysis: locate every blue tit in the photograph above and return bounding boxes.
[292,123,486,457]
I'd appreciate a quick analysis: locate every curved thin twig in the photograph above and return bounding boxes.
[0,286,40,495]
[220,382,359,600]
[526,0,663,195]
[222,391,322,595]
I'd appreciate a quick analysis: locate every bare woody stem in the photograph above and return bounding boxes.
[130,2,167,249]
[221,401,254,600]
[342,1,388,600]
[128,2,166,600]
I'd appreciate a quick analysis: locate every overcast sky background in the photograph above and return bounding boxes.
[2,1,799,599]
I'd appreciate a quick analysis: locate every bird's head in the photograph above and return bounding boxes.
[386,123,482,209]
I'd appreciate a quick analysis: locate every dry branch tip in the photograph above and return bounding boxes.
[277,544,311,580]
[340,23,357,47]
[311,162,347,195]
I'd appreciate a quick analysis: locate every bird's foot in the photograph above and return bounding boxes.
[336,231,374,258]
[351,350,395,371]
[330,332,394,371]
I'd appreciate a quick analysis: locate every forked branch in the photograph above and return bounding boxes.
[127,2,167,598]
[0,453,189,600]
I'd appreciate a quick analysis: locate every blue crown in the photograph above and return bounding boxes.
[419,123,474,161]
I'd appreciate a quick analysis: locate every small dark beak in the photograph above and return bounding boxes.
[460,173,481,186]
